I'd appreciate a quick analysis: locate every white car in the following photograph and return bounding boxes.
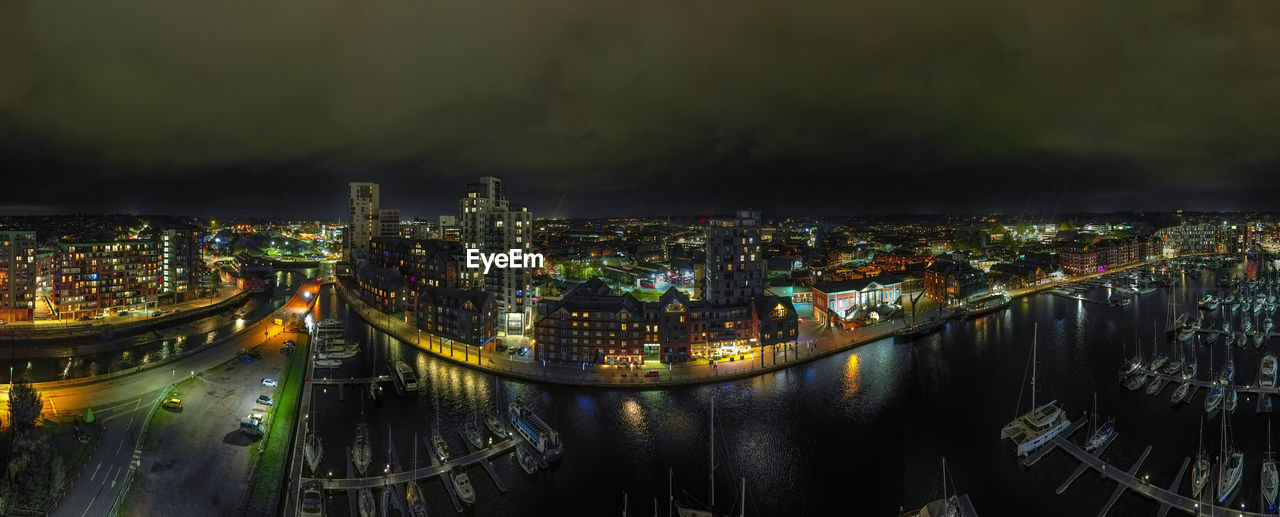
[261,378,278,387]
[256,395,273,406]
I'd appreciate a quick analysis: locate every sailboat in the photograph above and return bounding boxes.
[433,391,450,462]
[671,393,751,517]
[358,487,375,517]
[303,420,324,475]
[899,458,976,517]
[515,443,538,474]
[1264,421,1278,514]
[351,423,372,476]
[1205,348,1224,414]
[1266,355,1279,389]
[464,416,486,450]
[1217,412,1244,504]
[1084,393,1115,453]
[1118,339,1142,382]
[407,432,429,517]
[1162,339,1185,375]
[1220,343,1236,385]
[1191,418,1211,500]
[1001,323,1072,457]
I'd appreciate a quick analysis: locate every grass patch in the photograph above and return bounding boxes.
[140,376,202,450]
[246,335,308,507]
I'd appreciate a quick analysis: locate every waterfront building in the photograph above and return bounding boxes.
[414,287,497,347]
[368,236,462,299]
[0,231,38,322]
[459,176,534,333]
[812,276,904,328]
[923,259,989,303]
[376,208,400,239]
[53,240,160,319]
[354,262,409,313]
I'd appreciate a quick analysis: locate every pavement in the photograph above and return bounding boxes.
[45,278,321,517]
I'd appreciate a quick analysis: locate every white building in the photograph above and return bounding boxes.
[347,182,380,256]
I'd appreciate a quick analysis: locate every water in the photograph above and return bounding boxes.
[0,269,313,383]
[307,264,1276,516]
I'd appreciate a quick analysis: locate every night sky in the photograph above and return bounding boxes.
[4,1,1280,219]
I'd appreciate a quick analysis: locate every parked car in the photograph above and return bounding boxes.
[495,344,507,352]
[283,340,296,347]
[256,395,273,406]
[161,397,183,410]
[518,347,529,356]
[151,311,163,317]
[643,370,660,378]
[77,316,91,321]
[261,378,278,387]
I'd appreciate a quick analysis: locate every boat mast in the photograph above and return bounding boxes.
[1031,323,1037,411]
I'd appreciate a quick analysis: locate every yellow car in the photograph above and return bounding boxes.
[161,397,183,410]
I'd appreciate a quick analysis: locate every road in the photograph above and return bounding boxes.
[48,278,321,517]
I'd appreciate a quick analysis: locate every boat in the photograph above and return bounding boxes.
[509,402,565,460]
[300,480,325,517]
[1226,390,1238,412]
[1205,385,1224,413]
[452,469,476,505]
[1172,381,1192,405]
[898,458,977,517]
[316,349,358,360]
[485,413,510,438]
[315,358,342,368]
[303,424,324,475]
[1126,371,1149,391]
[1266,421,1279,514]
[463,420,485,450]
[1118,342,1142,382]
[1258,333,1268,348]
[357,488,375,517]
[896,317,946,338]
[1267,318,1275,334]
[393,361,419,392]
[1149,352,1168,373]
[1201,294,1216,310]
[405,480,428,517]
[1225,332,1237,348]
[964,294,1011,317]
[515,444,538,474]
[1221,347,1236,385]
[1000,325,1072,457]
[1208,299,1221,311]
[1218,413,1244,504]
[1264,354,1278,388]
[1178,327,1197,342]
[351,423,372,477]
[1232,302,1242,313]
[1191,419,1211,500]
[432,432,450,462]
[1145,375,1163,396]
[1084,393,1115,453]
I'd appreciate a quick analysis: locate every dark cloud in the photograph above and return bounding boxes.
[3,0,1280,217]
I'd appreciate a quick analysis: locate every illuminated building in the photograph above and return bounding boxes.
[347,182,380,255]
[415,287,497,347]
[160,228,201,302]
[812,276,904,328]
[0,231,37,322]
[703,210,764,305]
[53,240,161,319]
[459,176,534,333]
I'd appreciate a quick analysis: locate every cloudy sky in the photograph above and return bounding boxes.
[3,1,1280,219]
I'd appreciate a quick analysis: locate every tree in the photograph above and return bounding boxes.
[4,382,52,512]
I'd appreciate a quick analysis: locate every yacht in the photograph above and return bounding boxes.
[432,431,451,462]
[463,420,486,450]
[1204,385,1224,414]
[1118,343,1142,382]
[899,458,977,517]
[1218,414,1244,504]
[357,488,375,517]
[452,469,476,505]
[1226,390,1239,413]
[964,294,1011,317]
[1221,348,1236,385]
[1001,325,1072,457]
[303,424,323,475]
[1191,419,1211,500]
[1145,375,1164,396]
[1178,327,1197,342]
[1266,422,1279,514]
[1224,332,1237,348]
[1084,393,1115,453]
[405,481,428,517]
[1172,380,1193,405]
[300,480,325,517]
[1265,355,1279,388]
[515,443,538,474]
[315,358,343,368]
[485,413,510,438]
[1126,371,1149,391]
[351,423,372,477]
[1257,332,1268,348]
[1267,318,1275,334]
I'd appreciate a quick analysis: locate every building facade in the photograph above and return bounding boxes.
[161,228,202,302]
[415,287,498,347]
[53,240,161,319]
[368,237,462,299]
[923,259,989,303]
[459,176,534,332]
[377,208,400,239]
[0,231,37,322]
[347,182,380,255]
[703,210,764,306]
[813,276,904,328]
[354,262,409,313]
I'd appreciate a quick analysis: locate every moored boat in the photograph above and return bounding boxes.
[358,488,375,517]
[1001,325,1072,457]
[406,481,428,517]
[515,444,538,474]
[485,413,510,438]
[1172,381,1192,405]
[351,423,372,477]
[300,480,325,517]
[452,469,476,505]
[1191,419,1211,500]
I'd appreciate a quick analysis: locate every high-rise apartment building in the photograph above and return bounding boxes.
[376,208,400,238]
[348,182,380,255]
[703,210,764,306]
[459,176,534,332]
[0,231,37,322]
[161,228,201,301]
